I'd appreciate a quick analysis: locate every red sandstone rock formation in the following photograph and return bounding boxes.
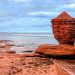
[51,11,75,45]
[35,11,75,56]
[35,44,75,56]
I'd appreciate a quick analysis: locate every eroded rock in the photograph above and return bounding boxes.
[35,44,75,56]
[51,11,75,45]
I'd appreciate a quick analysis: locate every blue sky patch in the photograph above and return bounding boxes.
[0,0,75,33]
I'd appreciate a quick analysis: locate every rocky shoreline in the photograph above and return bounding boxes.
[1,52,75,75]
[0,40,75,75]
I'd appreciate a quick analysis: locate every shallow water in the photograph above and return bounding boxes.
[0,33,58,53]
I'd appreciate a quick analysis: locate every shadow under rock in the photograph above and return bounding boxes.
[44,55,75,60]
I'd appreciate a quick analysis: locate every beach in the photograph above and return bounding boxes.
[0,51,75,75]
[0,33,75,75]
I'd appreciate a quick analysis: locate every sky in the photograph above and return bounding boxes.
[0,0,75,33]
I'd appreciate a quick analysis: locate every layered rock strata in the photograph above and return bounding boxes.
[35,44,75,56]
[35,11,75,56]
[51,11,75,45]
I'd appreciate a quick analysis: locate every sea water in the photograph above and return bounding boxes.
[0,33,58,54]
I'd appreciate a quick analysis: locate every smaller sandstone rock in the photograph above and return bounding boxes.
[13,53,42,58]
[5,50,16,54]
[35,44,75,56]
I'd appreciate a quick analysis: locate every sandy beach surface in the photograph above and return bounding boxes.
[0,40,75,75]
[0,52,75,75]
[0,52,58,75]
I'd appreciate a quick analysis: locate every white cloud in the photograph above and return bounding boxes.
[67,4,75,8]
[62,3,75,8]
[28,11,58,16]
[8,0,28,3]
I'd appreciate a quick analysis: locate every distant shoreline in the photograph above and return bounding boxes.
[0,32,53,37]
[0,32,53,34]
